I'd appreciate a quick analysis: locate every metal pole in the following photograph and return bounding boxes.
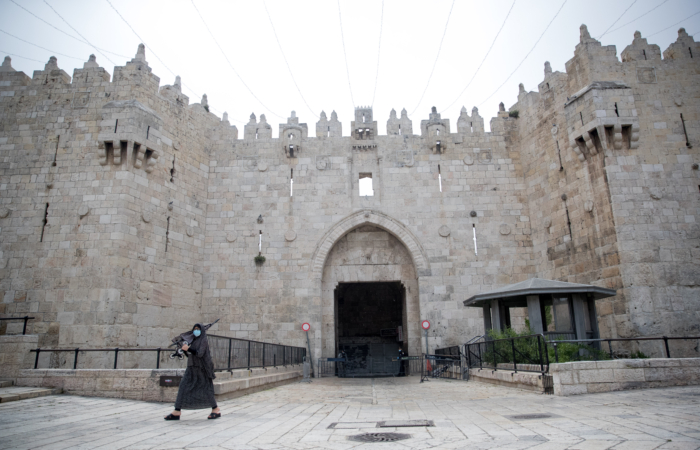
[114,348,119,369]
[74,348,79,369]
[554,342,559,363]
[608,340,613,359]
[22,316,29,335]
[663,336,670,358]
[247,341,251,370]
[156,348,161,369]
[511,339,517,373]
[34,349,40,369]
[262,343,266,368]
[305,330,315,377]
[477,343,482,370]
[537,335,544,373]
[424,329,429,356]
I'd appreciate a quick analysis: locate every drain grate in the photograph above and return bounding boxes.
[349,432,411,442]
[377,420,434,428]
[508,414,554,420]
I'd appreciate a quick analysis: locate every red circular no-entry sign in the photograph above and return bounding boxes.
[302,323,311,332]
[421,320,431,330]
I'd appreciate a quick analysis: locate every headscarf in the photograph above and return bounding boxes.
[187,323,216,379]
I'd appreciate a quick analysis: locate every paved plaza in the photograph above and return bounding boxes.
[1,377,699,449]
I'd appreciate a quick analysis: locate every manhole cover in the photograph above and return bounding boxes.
[508,414,554,420]
[349,432,411,442]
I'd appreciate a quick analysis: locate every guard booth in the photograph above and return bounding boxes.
[463,278,616,341]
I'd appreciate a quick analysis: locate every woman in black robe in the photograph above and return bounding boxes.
[164,324,221,420]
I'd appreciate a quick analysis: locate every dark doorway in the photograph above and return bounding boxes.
[335,281,405,377]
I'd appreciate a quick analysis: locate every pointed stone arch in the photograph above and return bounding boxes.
[311,209,430,280]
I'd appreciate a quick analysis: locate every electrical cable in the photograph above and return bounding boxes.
[190,0,284,120]
[8,0,130,59]
[647,10,700,38]
[42,0,117,67]
[409,0,456,116]
[0,50,45,64]
[371,0,384,108]
[262,0,317,118]
[597,0,638,39]
[603,0,669,36]
[440,0,517,113]
[337,0,355,108]
[0,29,84,61]
[478,0,568,108]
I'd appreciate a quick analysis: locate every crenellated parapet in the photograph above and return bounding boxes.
[457,106,484,135]
[351,107,377,140]
[420,107,450,154]
[663,28,700,60]
[280,111,308,157]
[31,56,71,86]
[386,108,413,136]
[159,75,189,107]
[244,113,273,140]
[315,110,342,138]
[621,31,661,62]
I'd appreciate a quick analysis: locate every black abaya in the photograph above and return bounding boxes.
[174,323,217,410]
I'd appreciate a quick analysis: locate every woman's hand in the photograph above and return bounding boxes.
[181,343,189,351]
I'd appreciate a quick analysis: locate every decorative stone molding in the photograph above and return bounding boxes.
[311,209,430,280]
[78,205,89,217]
[463,155,474,165]
[141,212,152,223]
[257,161,268,172]
[316,157,329,171]
[499,224,511,235]
[186,226,194,237]
[226,232,237,243]
[438,225,451,237]
[543,217,552,229]
[0,207,10,219]
[285,230,297,242]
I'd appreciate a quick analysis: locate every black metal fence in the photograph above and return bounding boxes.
[434,346,460,358]
[549,336,700,363]
[30,335,306,371]
[465,334,549,374]
[0,316,34,335]
[421,355,468,382]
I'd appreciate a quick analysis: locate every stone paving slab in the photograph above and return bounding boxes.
[0,378,699,449]
[0,386,62,403]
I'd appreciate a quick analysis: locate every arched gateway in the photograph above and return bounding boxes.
[311,210,428,376]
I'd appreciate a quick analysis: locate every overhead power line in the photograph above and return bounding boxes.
[190,0,283,120]
[371,0,385,108]
[0,29,83,61]
[598,0,638,39]
[647,10,700,38]
[262,0,317,118]
[0,50,45,64]
[42,0,117,66]
[478,0,568,108]
[441,0,517,113]
[337,0,355,108]
[409,0,456,116]
[8,0,129,59]
[604,0,669,36]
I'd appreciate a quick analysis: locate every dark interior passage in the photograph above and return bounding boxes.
[335,282,405,377]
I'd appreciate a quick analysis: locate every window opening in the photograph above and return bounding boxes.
[398,124,401,135]
[681,113,691,147]
[564,202,573,237]
[255,129,259,139]
[472,224,478,255]
[170,157,176,182]
[359,173,374,196]
[290,169,293,197]
[470,122,473,133]
[604,126,615,151]
[690,47,693,58]
[555,139,564,171]
[114,119,118,133]
[362,113,366,123]
[146,126,150,140]
[436,129,440,136]
[579,112,584,126]
[40,203,49,242]
[589,129,603,154]
[546,82,550,89]
[614,102,619,117]
[642,49,647,60]
[165,216,170,252]
[52,136,59,166]
[258,230,262,254]
[438,164,442,192]
[105,141,114,164]
[621,126,632,150]
[327,126,330,137]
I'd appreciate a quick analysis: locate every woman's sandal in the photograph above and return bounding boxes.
[208,412,221,420]
[164,414,180,421]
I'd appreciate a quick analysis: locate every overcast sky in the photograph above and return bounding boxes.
[1,0,698,134]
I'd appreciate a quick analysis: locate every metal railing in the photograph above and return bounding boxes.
[421,354,468,382]
[434,345,461,358]
[30,335,306,371]
[0,316,34,335]
[466,334,549,374]
[550,336,700,363]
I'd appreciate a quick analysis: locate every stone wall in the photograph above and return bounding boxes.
[551,358,700,396]
[0,24,698,368]
[0,334,38,381]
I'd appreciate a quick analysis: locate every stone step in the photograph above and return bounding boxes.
[0,386,62,403]
[0,380,13,388]
[214,369,302,400]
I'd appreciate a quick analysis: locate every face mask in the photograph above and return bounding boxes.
[193,330,201,337]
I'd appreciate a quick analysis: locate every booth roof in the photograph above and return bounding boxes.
[463,278,616,307]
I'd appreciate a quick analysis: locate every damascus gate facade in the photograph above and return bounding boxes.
[0,25,699,369]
